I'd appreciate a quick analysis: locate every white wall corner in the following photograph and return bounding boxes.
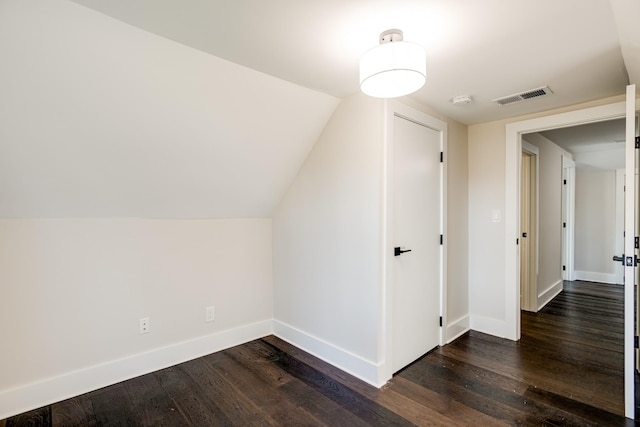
[0,320,273,420]
[272,320,386,388]
[445,315,470,344]
[537,280,563,310]
[469,315,510,339]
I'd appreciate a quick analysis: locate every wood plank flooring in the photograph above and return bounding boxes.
[2,280,636,426]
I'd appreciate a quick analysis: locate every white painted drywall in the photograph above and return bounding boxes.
[468,122,507,330]
[0,0,338,219]
[574,168,618,282]
[0,218,272,416]
[522,133,571,306]
[273,94,384,369]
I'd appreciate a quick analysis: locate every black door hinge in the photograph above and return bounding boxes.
[635,336,639,349]
[562,265,566,271]
[439,316,443,327]
[440,152,444,163]
[516,238,519,245]
[636,237,639,250]
[635,136,640,149]
[440,234,443,245]
[563,222,566,228]
[563,179,567,185]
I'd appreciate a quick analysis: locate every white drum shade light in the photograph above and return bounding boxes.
[359,29,426,98]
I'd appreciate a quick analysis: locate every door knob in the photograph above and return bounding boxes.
[612,254,624,265]
[394,247,412,257]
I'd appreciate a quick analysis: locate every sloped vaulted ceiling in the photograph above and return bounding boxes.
[0,0,339,219]
[67,0,633,125]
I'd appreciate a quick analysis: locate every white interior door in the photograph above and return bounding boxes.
[392,115,441,373]
[623,83,637,419]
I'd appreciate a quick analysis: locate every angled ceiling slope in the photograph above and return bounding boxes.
[0,0,339,219]
[70,0,633,124]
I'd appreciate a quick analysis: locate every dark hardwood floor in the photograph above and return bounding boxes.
[2,280,636,426]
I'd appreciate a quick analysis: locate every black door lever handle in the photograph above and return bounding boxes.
[394,247,412,256]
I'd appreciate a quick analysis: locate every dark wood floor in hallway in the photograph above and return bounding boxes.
[2,280,635,426]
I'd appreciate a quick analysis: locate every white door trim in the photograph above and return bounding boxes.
[381,100,447,383]
[505,100,633,341]
[562,156,576,282]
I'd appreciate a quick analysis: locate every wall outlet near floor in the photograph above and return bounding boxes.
[139,317,150,334]
[205,306,215,322]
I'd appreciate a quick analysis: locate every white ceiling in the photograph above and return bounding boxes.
[69,0,639,125]
[537,118,626,169]
[540,119,626,152]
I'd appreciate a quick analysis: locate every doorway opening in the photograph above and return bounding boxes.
[505,91,639,418]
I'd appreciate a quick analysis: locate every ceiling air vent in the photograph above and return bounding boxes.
[492,86,553,106]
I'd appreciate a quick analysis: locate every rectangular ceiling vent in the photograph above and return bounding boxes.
[492,86,553,106]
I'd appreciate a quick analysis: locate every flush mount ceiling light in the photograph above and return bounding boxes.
[359,29,426,98]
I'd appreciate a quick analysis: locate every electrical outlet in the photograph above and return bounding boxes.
[139,317,150,334]
[205,306,215,322]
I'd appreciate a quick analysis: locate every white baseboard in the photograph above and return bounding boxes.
[272,320,384,387]
[445,315,470,343]
[0,319,273,420]
[574,270,620,285]
[537,280,563,310]
[469,315,510,339]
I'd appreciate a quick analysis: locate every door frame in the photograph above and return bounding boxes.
[520,141,539,312]
[505,93,639,418]
[382,100,447,383]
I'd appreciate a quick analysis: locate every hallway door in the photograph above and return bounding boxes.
[520,149,537,312]
[392,114,442,373]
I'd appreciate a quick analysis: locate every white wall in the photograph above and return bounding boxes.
[0,0,338,219]
[0,218,273,419]
[468,122,507,333]
[273,94,384,382]
[574,168,619,283]
[523,133,571,308]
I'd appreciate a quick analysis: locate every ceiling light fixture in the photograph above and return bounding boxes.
[359,29,426,98]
